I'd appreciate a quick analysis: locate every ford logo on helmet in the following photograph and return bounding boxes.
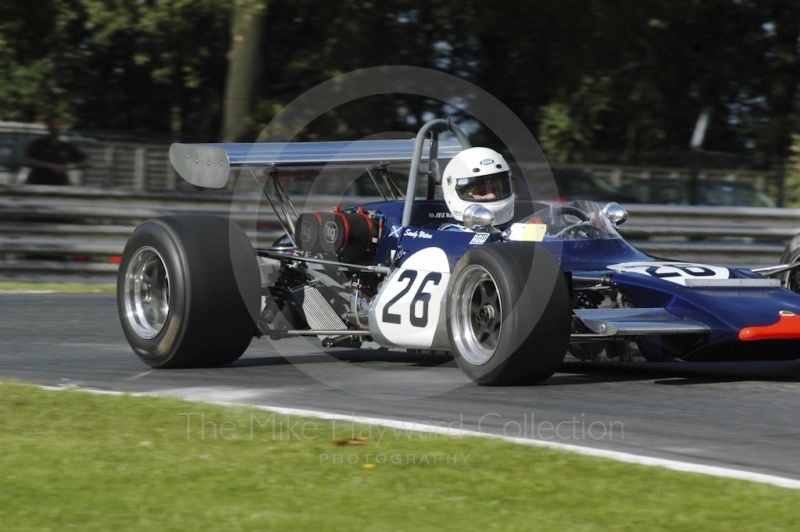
[480,158,495,165]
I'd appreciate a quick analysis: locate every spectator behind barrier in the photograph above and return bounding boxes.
[23,115,90,186]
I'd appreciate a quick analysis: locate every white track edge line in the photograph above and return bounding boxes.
[34,384,800,490]
[0,290,58,294]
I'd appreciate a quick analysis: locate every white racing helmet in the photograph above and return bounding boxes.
[442,147,514,225]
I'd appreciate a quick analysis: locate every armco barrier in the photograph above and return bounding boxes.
[0,185,798,280]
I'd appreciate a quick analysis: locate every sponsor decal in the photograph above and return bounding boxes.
[480,158,495,165]
[469,233,490,245]
[428,212,453,219]
[323,222,338,243]
[505,223,546,242]
[300,221,313,241]
[456,178,470,186]
[403,229,433,239]
[608,261,730,285]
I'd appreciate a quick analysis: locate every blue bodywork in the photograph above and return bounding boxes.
[342,197,800,361]
[167,115,800,362]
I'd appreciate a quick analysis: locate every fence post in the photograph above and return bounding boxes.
[134,147,147,189]
[166,149,177,190]
[104,145,116,187]
[610,167,622,187]
[688,156,699,205]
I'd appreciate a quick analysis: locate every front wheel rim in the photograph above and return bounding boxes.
[123,246,170,339]
[451,265,502,365]
[783,251,800,293]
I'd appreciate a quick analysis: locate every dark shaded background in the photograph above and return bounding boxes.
[2,1,799,163]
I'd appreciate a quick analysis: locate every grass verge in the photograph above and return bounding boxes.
[1,381,798,531]
[0,282,115,293]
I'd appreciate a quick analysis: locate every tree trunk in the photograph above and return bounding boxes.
[221,0,265,143]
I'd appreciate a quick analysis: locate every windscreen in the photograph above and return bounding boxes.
[502,200,623,242]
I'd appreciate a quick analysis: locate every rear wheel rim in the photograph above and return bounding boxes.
[123,246,170,339]
[451,265,502,365]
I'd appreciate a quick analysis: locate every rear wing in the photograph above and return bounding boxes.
[169,138,465,189]
[170,119,472,232]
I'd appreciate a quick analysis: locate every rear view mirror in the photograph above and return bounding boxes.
[602,202,628,227]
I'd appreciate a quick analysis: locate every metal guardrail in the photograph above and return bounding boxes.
[0,185,797,280]
[1,130,783,206]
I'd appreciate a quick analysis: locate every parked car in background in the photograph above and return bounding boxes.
[551,168,640,204]
[627,178,776,207]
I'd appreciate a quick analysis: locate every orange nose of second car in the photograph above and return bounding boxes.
[739,311,800,341]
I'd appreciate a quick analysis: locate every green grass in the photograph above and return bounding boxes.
[1,382,798,531]
[0,282,115,293]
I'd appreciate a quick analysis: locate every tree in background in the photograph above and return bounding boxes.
[784,133,800,207]
[1,0,799,163]
[528,1,792,161]
[0,0,89,123]
[246,0,478,142]
[0,0,231,140]
[222,0,266,142]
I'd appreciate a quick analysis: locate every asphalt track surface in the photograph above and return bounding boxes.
[3,293,800,482]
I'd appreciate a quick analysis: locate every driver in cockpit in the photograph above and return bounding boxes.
[441,147,516,229]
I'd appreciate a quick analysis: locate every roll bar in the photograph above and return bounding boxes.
[402,119,472,227]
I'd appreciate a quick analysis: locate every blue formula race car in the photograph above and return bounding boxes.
[116,119,800,385]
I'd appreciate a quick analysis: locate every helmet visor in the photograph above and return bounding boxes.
[455,171,513,202]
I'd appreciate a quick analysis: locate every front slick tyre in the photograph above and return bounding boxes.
[447,242,570,385]
[117,215,260,368]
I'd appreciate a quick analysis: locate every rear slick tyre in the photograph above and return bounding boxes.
[117,215,260,368]
[447,242,570,385]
